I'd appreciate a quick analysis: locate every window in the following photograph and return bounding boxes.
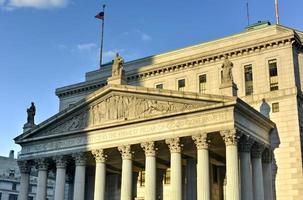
[244,64,253,95]
[164,169,171,184]
[8,194,18,200]
[139,171,145,186]
[12,183,17,191]
[9,169,15,177]
[272,102,279,113]
[0,192,2,200]
[199,74,207,93]
[155,83,163,89]
[178,79,185,91]
[28,197,34,200]
[269,59,279,91]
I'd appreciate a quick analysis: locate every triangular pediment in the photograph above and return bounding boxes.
[15,84,235,142]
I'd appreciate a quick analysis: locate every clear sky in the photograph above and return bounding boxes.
[0,0,302,157]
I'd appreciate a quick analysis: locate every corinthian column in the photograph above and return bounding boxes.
[238,136,254,200]
[262,148,273,200]
[36,158,49,200]
[72,153,86,200]
[166,138,182,200]
[251,143,265,200]
[118,145,133,200]
[18,160,31,200]
[220,129,240,200]
[192,134,210,200]
[92,149,107,200]
[141,141,157,200]
[54,156,67,200]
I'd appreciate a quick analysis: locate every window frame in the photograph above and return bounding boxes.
[176,78,186,91]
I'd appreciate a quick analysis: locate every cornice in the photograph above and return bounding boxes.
[126,35,296,82]
[56,32,301,98]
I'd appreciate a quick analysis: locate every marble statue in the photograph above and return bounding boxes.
[112,53,124,77]
[221,56,233,84]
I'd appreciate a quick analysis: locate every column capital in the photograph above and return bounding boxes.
[192,134,209,149]
[141,141,157,157]
[54,156,68,168]
[92,149,107,163]
[220,129,241,146]
[118,145,133,160]
[35,158,48,171]
[238,135,254,152]
[262,148,273,163]
[17,160,31,174]
[72,152,87,166]
[251,143,265,158]
[166,137,182,153]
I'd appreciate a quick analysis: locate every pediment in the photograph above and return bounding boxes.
[16,84,234,142]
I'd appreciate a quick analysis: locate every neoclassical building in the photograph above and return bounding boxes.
[15,22,303,200]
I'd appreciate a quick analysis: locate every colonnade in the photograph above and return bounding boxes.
[17,129,273,200]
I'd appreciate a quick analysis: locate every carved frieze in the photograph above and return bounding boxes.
[43,95,205,136]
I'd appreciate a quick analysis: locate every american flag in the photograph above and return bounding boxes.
[95,12,104,20]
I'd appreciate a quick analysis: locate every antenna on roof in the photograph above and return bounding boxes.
[246,1,250,26]
[275,0,280,24]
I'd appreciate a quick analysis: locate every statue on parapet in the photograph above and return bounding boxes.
[23,102,36,131]
[221,55,233,84]
[27,102,36,125]
[112,53,124,77]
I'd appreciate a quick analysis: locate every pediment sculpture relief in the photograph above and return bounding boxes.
[43,95,206,135]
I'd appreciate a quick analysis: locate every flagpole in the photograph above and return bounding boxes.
[246,1,250,26]
[99,4,106,68]
[275,0,280,25]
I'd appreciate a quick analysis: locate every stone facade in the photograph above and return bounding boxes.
[0,152,56,200]
[14,24,303,200]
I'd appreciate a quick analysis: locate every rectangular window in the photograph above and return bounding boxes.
[178,79,186,91]
[155,83,163,89]
[12,183,17,191]
[28,197,34,200]
[269,59,279,91]
[8,194,18,200]
[272,102,279,113]
[199,74,207,93]
[0,192,2,200]
[244,64,253,95]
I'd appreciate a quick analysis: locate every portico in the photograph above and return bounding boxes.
[15,84,275,200]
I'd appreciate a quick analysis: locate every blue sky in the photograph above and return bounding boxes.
[0,0,302,157]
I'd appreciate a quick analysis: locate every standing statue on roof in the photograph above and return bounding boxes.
[221,55,233,84]
[112,53,124,77]
[27,102,36,125]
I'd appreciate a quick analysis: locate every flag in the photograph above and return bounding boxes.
[95,12,104,20]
